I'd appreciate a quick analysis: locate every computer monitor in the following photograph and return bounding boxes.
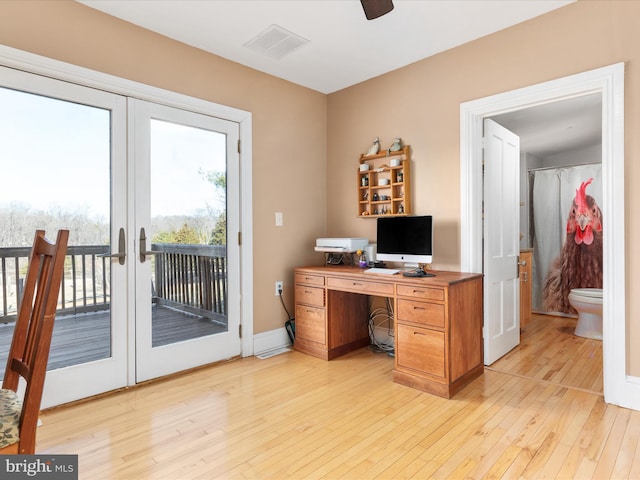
[376,215,433,268]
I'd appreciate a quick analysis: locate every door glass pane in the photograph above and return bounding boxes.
[0,87,112,374]
[149,119,228,347]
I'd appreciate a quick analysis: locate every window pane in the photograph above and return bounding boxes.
[0,86,112,373]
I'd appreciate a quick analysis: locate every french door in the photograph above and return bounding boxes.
[0,67,241,406]
[131,99,241,382]
[0,66,128,407]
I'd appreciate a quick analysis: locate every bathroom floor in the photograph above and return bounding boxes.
[487,313,603,395]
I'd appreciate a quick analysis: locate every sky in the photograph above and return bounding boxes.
[0,86,226,221]
[151,118,226,217]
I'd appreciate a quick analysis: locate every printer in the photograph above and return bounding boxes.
[314,238,368,253]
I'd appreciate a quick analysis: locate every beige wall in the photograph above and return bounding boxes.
[0,1,638,376]
[0,0,327,337]
[327,0,640,375]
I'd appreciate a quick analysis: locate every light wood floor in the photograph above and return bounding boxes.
[36,319,637,479]
[490,313,604,395]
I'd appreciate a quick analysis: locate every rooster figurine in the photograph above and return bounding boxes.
[542,178,603,313]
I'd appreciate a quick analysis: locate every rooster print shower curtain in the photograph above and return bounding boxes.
[531,164,603,314]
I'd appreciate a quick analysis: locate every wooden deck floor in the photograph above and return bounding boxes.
[0,305,227,376]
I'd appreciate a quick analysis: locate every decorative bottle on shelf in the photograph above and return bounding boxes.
[397,171,403,182]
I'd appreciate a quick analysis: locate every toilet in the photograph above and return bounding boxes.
[568,288,603,340]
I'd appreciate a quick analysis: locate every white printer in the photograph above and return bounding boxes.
[314,238,368,253]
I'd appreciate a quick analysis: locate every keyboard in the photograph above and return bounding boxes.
[364,267,400,275]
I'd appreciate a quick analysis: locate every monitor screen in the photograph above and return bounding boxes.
[376,215,433,266]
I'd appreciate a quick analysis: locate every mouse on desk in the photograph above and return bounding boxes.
[402,269,436,278]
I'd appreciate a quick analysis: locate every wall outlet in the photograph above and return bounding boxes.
[275,281,283,296]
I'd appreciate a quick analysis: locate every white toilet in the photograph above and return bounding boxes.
[568,288,603,340]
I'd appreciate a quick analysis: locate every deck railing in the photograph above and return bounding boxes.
[151,243,227,321]
[0,243,227,324]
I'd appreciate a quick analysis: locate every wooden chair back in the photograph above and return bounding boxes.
[0,229,69,454]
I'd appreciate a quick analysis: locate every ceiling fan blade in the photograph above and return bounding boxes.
[360,0,394,20]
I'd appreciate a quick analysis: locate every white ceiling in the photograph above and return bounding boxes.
[492,93,602,158]
[78,0,574,94]
[78,0,598,157]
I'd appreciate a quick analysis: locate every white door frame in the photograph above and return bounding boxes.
[461,63,639,411]
[0,45,255,381]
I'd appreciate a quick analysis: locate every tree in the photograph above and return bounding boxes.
[210,211,226,245]
[152,223,200,244]
[199,168,226,245]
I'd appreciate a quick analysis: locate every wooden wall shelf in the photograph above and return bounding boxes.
[358,145,411,217]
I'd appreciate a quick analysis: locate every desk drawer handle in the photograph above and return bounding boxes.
[304,289,314,294]
[412,289,426,294]
[412,306,427,311]
[413,331,426,336]
[352,282,363,286]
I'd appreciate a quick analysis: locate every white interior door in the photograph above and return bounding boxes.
[131,99,241,382]
[483,118,521,365]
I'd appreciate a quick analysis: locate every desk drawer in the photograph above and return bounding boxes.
[295,273,325,286]
[397,324,445,378]
[327,277,394,296]
[397,284,444,302]
[295,285,325,307]
[397,299,445,328]
[295,304,326,345]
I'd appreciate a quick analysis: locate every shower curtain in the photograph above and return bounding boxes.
[530,164,602,312]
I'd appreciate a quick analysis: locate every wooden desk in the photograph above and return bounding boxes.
[294,266,484,398]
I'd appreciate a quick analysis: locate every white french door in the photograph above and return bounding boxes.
[0,66,242,405]
[0,66,129,407]
[130,99,241,382]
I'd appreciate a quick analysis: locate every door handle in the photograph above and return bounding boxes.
[517,254,527,267]
[139,227,155,263]
[97,227,126,265]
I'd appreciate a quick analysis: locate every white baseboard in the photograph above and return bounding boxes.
[253,327,292,356]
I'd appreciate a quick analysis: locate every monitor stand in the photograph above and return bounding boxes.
[402,264,436,277]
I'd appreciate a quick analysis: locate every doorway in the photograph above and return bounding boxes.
[460,63,634,408]
[0,49,254,408]
[486,95,604,394]
[491,93,603,315]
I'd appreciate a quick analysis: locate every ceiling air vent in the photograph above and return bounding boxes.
[244,24,309,60]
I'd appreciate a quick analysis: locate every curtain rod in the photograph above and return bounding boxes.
[527,162,601,173]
